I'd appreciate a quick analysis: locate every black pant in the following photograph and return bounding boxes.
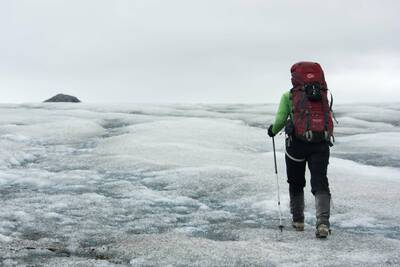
[285,137,330,196]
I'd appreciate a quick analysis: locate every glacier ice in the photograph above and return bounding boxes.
[0,103,399,266]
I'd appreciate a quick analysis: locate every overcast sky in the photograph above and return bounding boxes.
[0,0,399,103]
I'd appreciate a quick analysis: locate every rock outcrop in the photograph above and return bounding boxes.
[44,94,81,103]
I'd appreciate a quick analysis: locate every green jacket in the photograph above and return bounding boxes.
[271,91,292,135]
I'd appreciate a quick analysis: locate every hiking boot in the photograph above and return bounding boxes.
[315,192,331,228]
[290,191,304,225]
[315,192,331,238]
[292,221,305,231]
[315,224,330,238]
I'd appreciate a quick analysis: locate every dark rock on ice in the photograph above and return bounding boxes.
[44,94,81,103]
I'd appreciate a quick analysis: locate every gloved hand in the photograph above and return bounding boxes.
[268,124,275,137]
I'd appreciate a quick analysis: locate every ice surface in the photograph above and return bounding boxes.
[0,103,399,266]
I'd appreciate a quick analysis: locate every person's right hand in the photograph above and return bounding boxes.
[268,125,275,137]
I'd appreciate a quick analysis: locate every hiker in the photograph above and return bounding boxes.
[267,61,334,238]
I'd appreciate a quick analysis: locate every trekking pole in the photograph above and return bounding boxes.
[272,136,284,233]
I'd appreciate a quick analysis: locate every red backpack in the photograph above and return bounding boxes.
[289,62,334,144]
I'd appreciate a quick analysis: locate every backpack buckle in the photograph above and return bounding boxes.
[324,131,329,141]
[305,130,313,142]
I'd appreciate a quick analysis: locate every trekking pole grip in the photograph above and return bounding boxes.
[272,136,278,175]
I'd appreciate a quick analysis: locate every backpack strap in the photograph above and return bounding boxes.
[288,88,295,122]
[329,91,339,124]
[292,86,308,132]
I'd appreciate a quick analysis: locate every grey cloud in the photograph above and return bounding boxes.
[0,0,399,103]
